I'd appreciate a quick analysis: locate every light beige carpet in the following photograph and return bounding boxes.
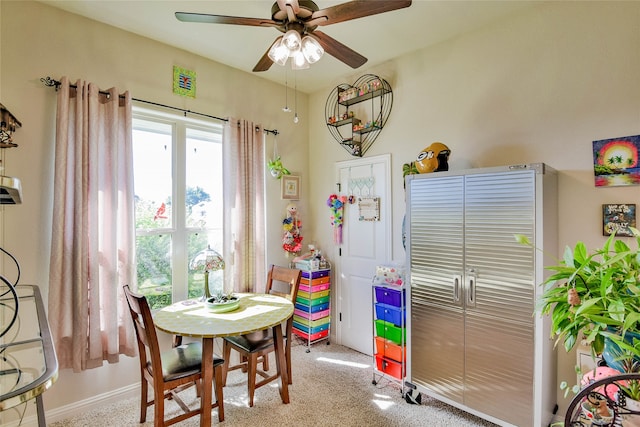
[50,341,497,426]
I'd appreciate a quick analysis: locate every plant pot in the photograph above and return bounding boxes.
[603,330,640,372]
[581,399,614,426]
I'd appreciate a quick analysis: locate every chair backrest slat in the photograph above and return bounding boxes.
[124,285,164,379]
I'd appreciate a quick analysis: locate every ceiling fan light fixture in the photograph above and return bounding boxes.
[291,51,310,70]
[268,37,289,66]
[301,36,324,64]
[282,29,302,53]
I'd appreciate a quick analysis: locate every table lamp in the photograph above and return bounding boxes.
[190,245,225,301]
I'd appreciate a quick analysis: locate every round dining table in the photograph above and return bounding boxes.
[153,293,293,426]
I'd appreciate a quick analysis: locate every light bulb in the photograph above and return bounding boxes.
[293,113,299,124]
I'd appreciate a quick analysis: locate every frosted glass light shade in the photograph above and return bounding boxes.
[282,29,302,54]
[268,37,289,66]
[301,36,324,64]
[291,50,309,70]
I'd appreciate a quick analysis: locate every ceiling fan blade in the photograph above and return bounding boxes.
[253,42,276,72]
[175,12,279,28]
[312,0,412,26]
[310,31,367,69]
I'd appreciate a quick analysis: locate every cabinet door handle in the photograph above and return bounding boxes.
[466,268,477,307]
[453,274,461,303]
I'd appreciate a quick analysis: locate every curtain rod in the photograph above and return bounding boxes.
[40,77,278,136]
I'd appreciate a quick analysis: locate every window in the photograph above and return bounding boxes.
[132,107,223,309]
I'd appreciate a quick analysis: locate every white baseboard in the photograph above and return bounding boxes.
[45,383,140,424]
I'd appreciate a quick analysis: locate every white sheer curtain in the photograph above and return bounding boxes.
[48,77,136,372]
[223,118,266,293]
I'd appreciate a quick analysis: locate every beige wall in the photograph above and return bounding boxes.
[307,0,640,418]
[1,0,639,423]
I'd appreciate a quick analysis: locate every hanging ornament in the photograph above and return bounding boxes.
[567,286,581,306]
[282,203,303,256]
[327,194,347,245]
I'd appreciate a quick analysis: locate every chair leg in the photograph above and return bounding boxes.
[262,352,270,371]
[286,340,293,385]
[248,353,258,407]
[213,364,225,422]
[154,388,165,427]
[140,377,148,423]
[222,341,232,387]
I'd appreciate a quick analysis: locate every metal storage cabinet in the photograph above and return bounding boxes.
[405,163,558,427]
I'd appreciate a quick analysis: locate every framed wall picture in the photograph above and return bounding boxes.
[603,203,636,236]
[281,175,300,200]
[592,134,640,187]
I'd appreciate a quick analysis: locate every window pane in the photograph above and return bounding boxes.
[135,234,172,310]
[185,127,222,229]
[133,120,173,229]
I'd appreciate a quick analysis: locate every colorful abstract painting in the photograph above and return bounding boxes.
[593,134,640,187]
[173,66,196,98]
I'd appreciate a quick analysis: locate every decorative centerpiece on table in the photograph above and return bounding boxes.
[205,291,239,313]
[189,245,225,301]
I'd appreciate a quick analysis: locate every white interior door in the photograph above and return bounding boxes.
[335,154,391,356]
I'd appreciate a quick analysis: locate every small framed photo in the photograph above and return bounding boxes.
[281,175,300,200]
[603,203,636,236]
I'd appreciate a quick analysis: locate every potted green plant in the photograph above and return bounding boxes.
[516,228,640,365]
[267,156,290,179]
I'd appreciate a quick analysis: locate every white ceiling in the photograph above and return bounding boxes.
[39,0,538,94]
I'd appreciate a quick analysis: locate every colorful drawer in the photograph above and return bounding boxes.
[375,336,406,363]
[295,301,329,313]
[294,308,330,321]
[292,328,329,342]
[296,294,330,306]
[299,282,330,293]
[293,315,330,328]
[300,275,330,286]
[374,319,406,346]
[301,269,330,279]
[375,354,405,380]
[297,289,330,300]
[374,302,405,327]
[292,321,330,335]
[374,286,405,307]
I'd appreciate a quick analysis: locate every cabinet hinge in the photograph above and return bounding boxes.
[339,312,342,322]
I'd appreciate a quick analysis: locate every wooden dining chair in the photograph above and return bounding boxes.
[123,285,225,426]
[221,265,301,407]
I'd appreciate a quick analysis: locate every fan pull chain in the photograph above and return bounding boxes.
[282,67,291,113]
[293,71,299,124]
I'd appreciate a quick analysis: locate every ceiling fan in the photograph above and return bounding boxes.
[175,0,412,72]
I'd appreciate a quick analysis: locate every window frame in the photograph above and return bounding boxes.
[132,104,224,305]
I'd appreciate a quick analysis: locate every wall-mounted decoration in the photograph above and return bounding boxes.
[593,134,640,187]
[603,204,636,237]
[281,175,300,200]
[282,203,303,256]
[358,196,380,221]
[325,74,392,157]
[173,66,196,98]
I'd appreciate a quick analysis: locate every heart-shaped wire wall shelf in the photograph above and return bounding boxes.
[324,74,393,157]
